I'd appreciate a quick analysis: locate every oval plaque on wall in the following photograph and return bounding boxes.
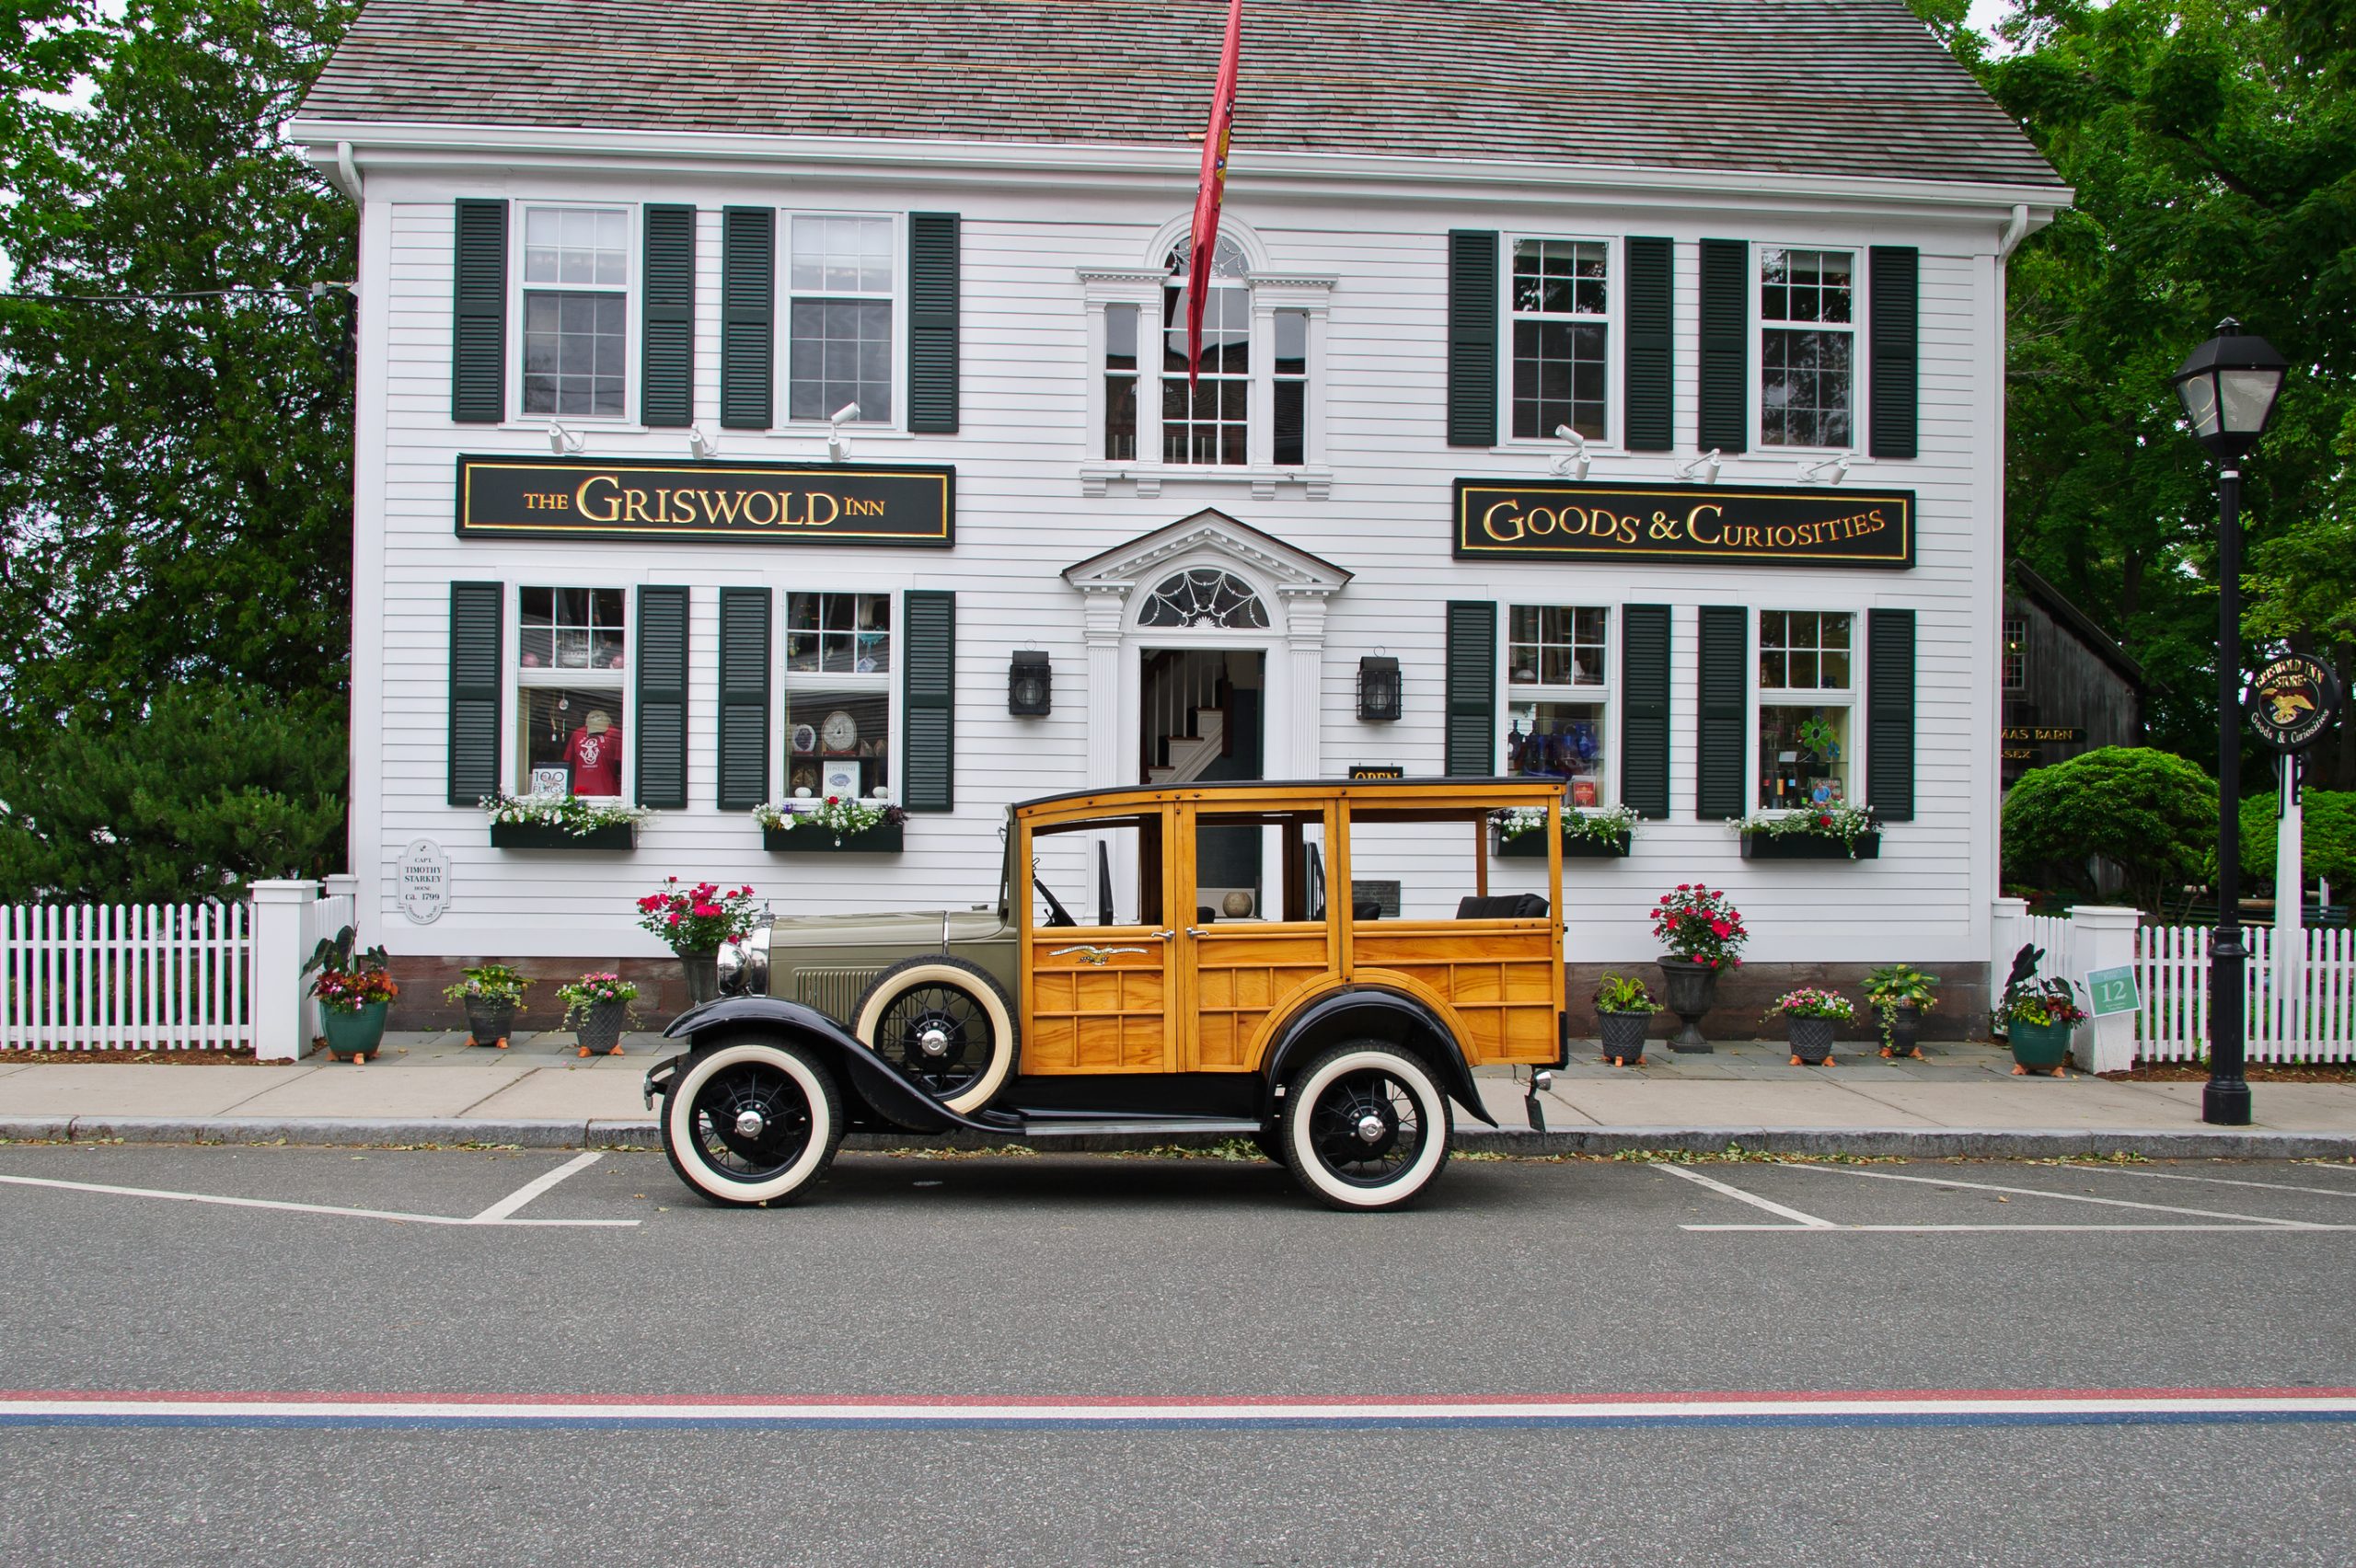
[2245,653,2341,755]
[398,839,450,925]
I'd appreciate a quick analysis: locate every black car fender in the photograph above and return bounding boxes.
[1257,986,1497,1127]
[653,997,994,1135]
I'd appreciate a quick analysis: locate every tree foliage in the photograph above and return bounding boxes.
[2002,745,2220,911]
[2239,786,2356,890]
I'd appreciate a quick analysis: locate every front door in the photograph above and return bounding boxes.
[1017,808,1179,1075]
[1172,799,1341,1073]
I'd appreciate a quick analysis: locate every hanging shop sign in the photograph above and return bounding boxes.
[1452,480,1914,568]
[456,456,954,547]
[1347,765,1406,780]
[2245,652,2342,754]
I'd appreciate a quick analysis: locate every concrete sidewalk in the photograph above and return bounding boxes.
[4,1031,2353,1159]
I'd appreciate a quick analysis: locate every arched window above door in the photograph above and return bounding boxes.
[1138,568,1269,630]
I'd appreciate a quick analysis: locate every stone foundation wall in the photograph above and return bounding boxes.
[386,957,698,1032]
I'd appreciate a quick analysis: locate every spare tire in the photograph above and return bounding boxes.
[850,955,1019,1114]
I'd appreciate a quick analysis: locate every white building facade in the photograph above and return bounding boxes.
[293,0,2067,1025]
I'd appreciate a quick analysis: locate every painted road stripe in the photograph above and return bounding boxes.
[0,1389,2350,1432]
[468,1151,604,1223]
[1685,1223,2356,1233]
[0,1171,638,1228]
[1782,1163,2332,1228]
[1655,1162,1836,1227]
[2062,1164,2356,1201]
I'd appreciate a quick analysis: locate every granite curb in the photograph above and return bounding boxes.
[4,1115,2352,1161]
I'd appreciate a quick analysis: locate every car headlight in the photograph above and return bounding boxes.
[718,926,771,995]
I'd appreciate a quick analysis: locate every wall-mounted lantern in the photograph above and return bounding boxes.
[1357,655,1402,722]
[1008,650,1053,716]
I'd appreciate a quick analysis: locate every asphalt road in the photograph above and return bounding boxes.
[2,1143,2353,1566]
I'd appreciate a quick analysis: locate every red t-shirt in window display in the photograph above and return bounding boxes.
[566,717,623,797]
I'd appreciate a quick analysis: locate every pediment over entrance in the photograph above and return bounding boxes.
[1061,510,1352,602]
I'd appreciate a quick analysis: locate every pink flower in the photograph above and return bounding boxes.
[665,912,681,927]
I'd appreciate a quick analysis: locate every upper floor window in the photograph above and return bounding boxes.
[1760,248,1854,448]
[521,207,629,418]
[789,215,895,424]
[1505,605,1610,805]
[1161,234,1252,466]
[516,586,628,798]
[1509,238,1609,442]
[1757,609,1855,809]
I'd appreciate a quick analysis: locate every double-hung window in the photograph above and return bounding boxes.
[1161,234,1252,466]
[1760,248,1856,448]
[1505,605,1611,805]
[1508,238,1610,442]
[521,207,629,418]
[783,592,894,803]
[516,587,628,798]
[1757,610,1856,809]
[2003,617,2028,693]
[788,215,895,425]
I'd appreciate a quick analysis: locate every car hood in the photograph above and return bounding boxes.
[764,909,956,950]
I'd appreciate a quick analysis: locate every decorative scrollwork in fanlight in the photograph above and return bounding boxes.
[1138,569,1269,630]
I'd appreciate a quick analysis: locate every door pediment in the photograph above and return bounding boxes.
[1062,510,1351,603]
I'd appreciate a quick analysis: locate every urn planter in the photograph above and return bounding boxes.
[319,1001,390,1063]
[1597,1009,1652,1066]
[677,951,722,1009]
[1654,957,1723,1054]
[462,997,517,1049]
[762,824,905,854]
[1739,831,1879,861]
[2008,1019,2072,1077]
[491,822,636,851]
[1785,1016,1837,1066]
[1494,829,1631,860]
[573,998,627,1055]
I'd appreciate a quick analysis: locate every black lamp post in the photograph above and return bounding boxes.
[2169,317,2288,1126]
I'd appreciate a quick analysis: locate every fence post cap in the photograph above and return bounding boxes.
[246,880,320,902]
[2068,905,2143,929]
[1991,896,2032,915]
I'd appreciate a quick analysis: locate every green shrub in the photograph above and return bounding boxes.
[2003,746,2216,915]
[2238,790,2356,894]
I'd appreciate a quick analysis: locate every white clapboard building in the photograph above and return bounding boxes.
[291,0,2067,1023]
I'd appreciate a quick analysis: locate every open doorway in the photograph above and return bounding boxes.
[1141,648,1265,914]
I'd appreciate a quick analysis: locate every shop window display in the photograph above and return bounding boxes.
[784,593,892,801]
[1505,605,1609,804]
[517,588,626,798]
[1757,610,1854,809]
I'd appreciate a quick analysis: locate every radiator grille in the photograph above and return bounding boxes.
[793,967,884,1027]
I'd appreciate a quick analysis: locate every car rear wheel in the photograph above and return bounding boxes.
[661,1038,844,1206]
[852,956,1018,1114]
[1278,1043,1452,1212]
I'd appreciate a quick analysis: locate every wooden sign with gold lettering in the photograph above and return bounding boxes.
[1453,479,1913,568]
[456,456,953,547]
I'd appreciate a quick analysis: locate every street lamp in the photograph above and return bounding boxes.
[2170,318,2288,1126]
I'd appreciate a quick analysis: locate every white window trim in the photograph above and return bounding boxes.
[777,587,900,810]
[1495,600,1619,810]
[1754,244,1865,455]
[1750,605,1867,815]
[776,209,908,435]
[1495,232,1621,453]
[507,582,635,804]
[510,202,638,427]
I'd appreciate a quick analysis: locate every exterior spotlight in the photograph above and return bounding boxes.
[1357,654,1403,722]
[687,424,720,461]
[1800,454,1852,484]
[1675,448,1721,484]
[1008,650,1052,716]
[1550,424,1590,481]
[547,421,583,455]
[827,402,860,464]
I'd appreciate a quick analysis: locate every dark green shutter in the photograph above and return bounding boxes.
[1695,605,1749,820]
[447,582,502,805]
[902,590,955,812]
[1446,230,1498,448]
[1444,601,1496,776]
[907,212,960,433]
[1698,238,1749,454]
[1868,246,1919,461]
[720,206,774,430]
[1623,237,1675,453]
[451,200,507,424]
[1619,605,1671,820]
[716,587,770,810]
[635,585,690,809]
[1866,608,1917,821]
[641,205,696,428]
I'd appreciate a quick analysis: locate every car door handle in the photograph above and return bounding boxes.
[1185,928,1209,938]
[1150,929,1175,941]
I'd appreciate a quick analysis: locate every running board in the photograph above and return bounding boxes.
[1014,1117,1262,1140]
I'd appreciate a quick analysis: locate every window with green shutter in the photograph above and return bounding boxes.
[451,200,507,424]
[635,585,690,809]
[1623,237,1674,453]
[717,587,771,809]
[720,207,775,431]
[901,590,955,812]
[1444,601,1496,776]
[1446,231,1499,448]
[641,205,696,428]
[1695,605,1749,819]
[1866,608,1916,820]
[1698,238,1748,454]
[1618,604,1670,819]
[907,212,959,433]
[1868,246,1919,460]
[447,582,503,805]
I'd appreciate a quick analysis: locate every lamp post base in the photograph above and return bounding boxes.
[2202,1079,2252,1126]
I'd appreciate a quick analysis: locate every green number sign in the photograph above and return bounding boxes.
[2086,965,2140,1018]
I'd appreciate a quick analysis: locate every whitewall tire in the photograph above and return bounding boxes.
[662,1039,844,1206]
[1279,1043,1453,1212]
[851,957,1018,1114]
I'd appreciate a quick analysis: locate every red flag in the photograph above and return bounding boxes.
[1186,0,1242,390]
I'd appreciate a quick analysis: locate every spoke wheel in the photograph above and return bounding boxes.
[1280,1043,1452,1212]
[662,1039,843,1206]
[852,957,1018,1114]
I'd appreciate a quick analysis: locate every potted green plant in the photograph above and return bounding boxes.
[304,926,398,1064]
[1651,883,1747,1053]
[1864,963,1941,1059]
[1765,986,1854,1066]
[636,879,761,1008]
[556,971,640,1057]
[2000,973,2086,1078]
[1592,973,1662,1066]
[443,963,531,1048]
[1491,802,1638,859]
[1735,802,1882,860]
[755,796,908,852]
[483,792,648,850]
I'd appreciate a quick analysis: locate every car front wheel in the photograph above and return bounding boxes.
[662,1038,844,1206]
[1278,1043,1452,1212]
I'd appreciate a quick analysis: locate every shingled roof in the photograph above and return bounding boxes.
[298,0,2063,190]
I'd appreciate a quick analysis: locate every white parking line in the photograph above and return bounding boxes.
[1688,1223,2356,1233]
[0,1170,638,1228]
[468,1151,605,1223]
[2062,1164,2356,1201]
[1655,1162,1836,1227]
[1782,1164,2332,1228]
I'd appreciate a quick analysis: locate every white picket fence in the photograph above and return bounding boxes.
[1,902,254,1050]
[2137,923,2356,1063]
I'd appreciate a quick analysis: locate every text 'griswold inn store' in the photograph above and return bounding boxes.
[291,0,2067,1025]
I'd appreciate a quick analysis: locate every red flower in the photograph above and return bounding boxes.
[1676,883,1691,892]
[665,912,681,926]
[1710,918,1730,938]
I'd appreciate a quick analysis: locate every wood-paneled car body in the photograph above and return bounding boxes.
[645,778,1570,1210]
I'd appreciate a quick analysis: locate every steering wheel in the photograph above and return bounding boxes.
[1033,875,1078,928]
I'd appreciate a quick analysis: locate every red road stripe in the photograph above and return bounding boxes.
[6,1386,2351,1407]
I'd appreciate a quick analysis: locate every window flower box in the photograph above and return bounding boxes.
[484,792,646,850]
[491,822,637,851]
[1490,805,1635,859]
[1739,829,1880,861]
[1495,828,1631,859]
[761,824,904,854]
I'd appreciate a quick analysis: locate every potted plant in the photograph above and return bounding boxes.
[304,926,398,1064]
[1864,963,1941,1059]
[556,972,640,1057]
[1651,883,1747,1053]
[1765,986,1854,1066]
[1491,802,1638,859]
[1592,973,1662,1066]
[755,795,908,852]
[1735,801,1882,860]
[442,963,530,1048]
[483,792,648,850]
[1999,971,2086,1078]
[636,878,761,1008]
